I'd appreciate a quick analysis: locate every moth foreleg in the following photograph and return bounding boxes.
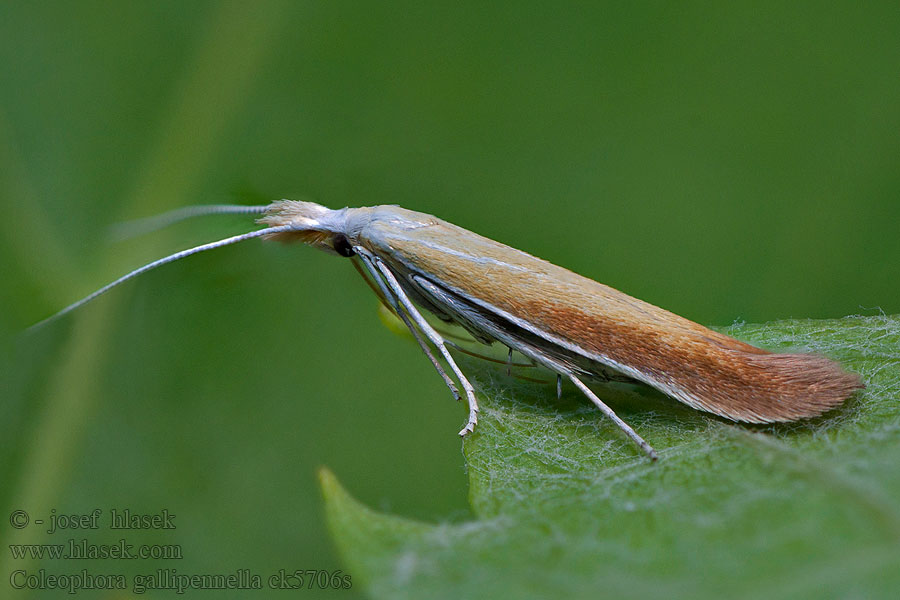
[353,249,460,401]
[372,257,479,437]
[567,375,658,460]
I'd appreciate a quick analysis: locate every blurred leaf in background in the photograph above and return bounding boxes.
[1,1,898,598]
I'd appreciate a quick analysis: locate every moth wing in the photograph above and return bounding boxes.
[360,213,863,423]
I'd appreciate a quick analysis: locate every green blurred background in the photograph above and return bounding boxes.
[1,1,897,597]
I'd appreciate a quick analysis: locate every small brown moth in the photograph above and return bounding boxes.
[33,201,864,459]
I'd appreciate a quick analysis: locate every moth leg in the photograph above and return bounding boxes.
[405,273,654,455]
[353,249,460,401]
[372,257,479,437]
[354,257,473,351]
[443,340,535,368]
[568,375,658,460]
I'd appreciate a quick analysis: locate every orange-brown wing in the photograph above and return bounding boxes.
[362,213,862,423]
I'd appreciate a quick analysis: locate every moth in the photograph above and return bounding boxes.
[34,201,864,459]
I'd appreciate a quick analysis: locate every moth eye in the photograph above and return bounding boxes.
[332,234,355,257]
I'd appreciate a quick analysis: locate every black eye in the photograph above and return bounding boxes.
[332,234,355,257]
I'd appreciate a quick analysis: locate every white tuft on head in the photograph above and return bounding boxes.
[258,200,341,229]
[256,200,355,253]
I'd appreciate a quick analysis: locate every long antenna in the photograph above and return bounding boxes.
[108,204,270,242]
[28,224,298,333]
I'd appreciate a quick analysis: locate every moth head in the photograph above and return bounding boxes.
[257,200,355,257]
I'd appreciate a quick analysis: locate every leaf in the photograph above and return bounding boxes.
[320,315,900,599]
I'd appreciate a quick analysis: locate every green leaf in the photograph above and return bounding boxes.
[320,315,900,599]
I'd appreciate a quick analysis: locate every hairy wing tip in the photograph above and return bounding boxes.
[724,352,863,423]
[674,351,863,424]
